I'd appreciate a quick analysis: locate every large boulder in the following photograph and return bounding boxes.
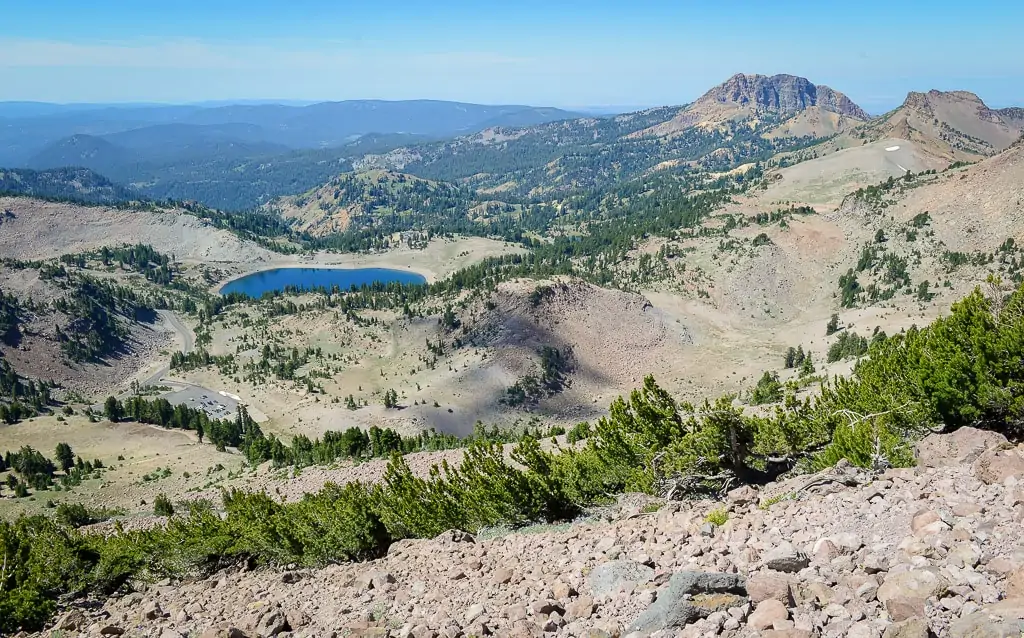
[1005,565,1024,599]
[253,610,290,638]
[882,618,932,638]
[950,599,1024,638]
[748,599,789,631]
[915,427,1007,468]
[973,447,1024,485]
[876,568,947,621]
[586,560,654,597]
[747,574,795,604]
[628,571,747,633]
[877,568,947,603]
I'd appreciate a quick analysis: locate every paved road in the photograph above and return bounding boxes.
[107,311,237,413]
[139,310,195,388]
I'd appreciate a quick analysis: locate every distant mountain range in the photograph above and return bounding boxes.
[0,99,584,168]
[0,100,582,210]
[4,75,1020,213]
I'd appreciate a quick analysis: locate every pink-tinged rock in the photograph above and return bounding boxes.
[747,574,794,605]
[748,599,789,631]
[915,427,1007,468]
[910,510,949,538]
[973,447,1024,485]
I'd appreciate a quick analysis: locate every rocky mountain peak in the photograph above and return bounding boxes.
[694,73,869,120]
[900,89,1009,126]
[903,89,984,110]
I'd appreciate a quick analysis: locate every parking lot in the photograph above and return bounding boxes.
[160,385,241,421]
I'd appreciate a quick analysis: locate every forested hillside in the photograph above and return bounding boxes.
[0,167,139,204]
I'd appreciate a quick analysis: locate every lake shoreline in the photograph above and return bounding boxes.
[214,261,433,294]
[218,266,428,297]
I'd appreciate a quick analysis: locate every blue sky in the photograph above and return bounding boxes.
[1,0,1022,112]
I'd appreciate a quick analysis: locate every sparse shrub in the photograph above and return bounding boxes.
[705,507,729,526]
[827,332,869,363]
[759,493,793,510]
[153,493,175,517]
[750,371,783,405]
[566,422,591,444]
[54,503,93,528]
[528,285,553,307]
[53,503,121,528]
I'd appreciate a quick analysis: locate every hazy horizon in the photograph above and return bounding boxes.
[3,0,1023,114]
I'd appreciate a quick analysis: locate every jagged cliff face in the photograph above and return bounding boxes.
[902,90,1006,125]
[637,73,869,138]
[857,89,1024,159]
[694,73,870,120]
[998,107,1024,128]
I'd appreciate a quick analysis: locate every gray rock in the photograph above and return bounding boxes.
[728,484,758,506]
[465,604,486,624]
[764,541,810,573]
[949,613,1024,638]
[1005,564,1024,598]
[862,554,890,574]
[142,600,163,620]
[586,560,655,597]
[881,618,932,638]
[530,599,563,616]
[254,610,290,638]
[56,610,88,631]
[356,570,396,590]
[491,567,514,585]
[433,529,475,543]
[884,596,926,622]
[627,571,747,633]
[565,595,595,621]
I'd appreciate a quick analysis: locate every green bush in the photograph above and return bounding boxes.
[566,421,591,443]
[827,331,869,363]
[750,371,783,405]
[55,503,94,528]
[153,493,175,517]
[705,507,729,526]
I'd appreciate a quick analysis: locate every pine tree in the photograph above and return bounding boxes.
[55,442,74,472]
[826,313,840,336]
[799,351,816,377]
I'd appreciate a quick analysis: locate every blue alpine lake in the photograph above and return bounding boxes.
[220,267,427,297]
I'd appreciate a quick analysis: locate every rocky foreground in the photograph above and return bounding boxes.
[43,428,1024,638]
